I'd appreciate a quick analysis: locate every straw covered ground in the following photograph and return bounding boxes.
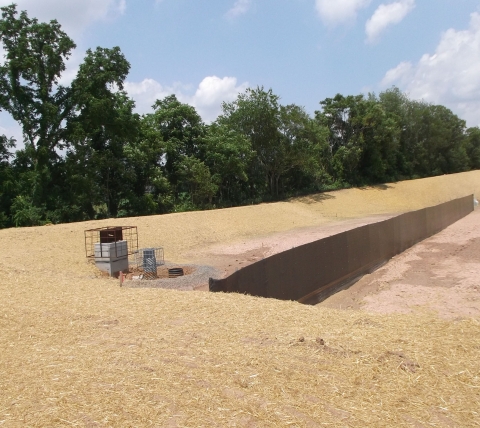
[1,171,480,427]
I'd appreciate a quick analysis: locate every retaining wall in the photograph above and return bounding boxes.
[209,195,474,304]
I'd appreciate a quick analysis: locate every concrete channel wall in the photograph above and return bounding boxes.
[209,195,474,304]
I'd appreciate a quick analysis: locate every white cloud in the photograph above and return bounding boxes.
[365,0,415,43]
[0,0,126,37]
[125,76,249,123]
[188,76,249,122]
[381,61,412,86]
[315,0,371,26]
[124,79,176,114]
[1,76,249,148]
[225,0,252,20]
[380,12,480,127]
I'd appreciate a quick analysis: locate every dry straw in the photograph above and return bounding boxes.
[1,284,479,427]
[1,171,480,427]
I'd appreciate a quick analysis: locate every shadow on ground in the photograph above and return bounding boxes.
[293,193,336,205]
[359,183,395,191]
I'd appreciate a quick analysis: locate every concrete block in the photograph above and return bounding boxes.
[95,257,129,277]
[94,241,128,260]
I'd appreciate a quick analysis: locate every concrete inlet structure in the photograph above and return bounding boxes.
[84,226,139,277]
[94,241,129,277]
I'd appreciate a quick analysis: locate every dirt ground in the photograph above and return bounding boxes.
[319,207,480,319]
[1,171,480,427]
[190,193,480,320]
[189,213,396,282]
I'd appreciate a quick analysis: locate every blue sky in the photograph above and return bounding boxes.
[1,0,480,145]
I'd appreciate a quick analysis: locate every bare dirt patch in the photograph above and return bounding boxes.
[191,213,396,281]
[319,208,480,319]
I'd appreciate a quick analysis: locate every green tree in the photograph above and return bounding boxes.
[427,105,469,174]
[200,123,254,204]
[120,114,173,215]
[149,95,205,188]
[378,88,469,178]
[405,102,467,177]
[220,87,280,197]
[0,4,76,208]
[10,194,44,226]
[317,92,402,185]
[176,156,218,208]
[0,135,15,227]
[0,5,145,222]
[359,94,400,183]
[66,46,137,218]
[465,127,480,170]
[220,87,324,197]
[315,94,367,184]
[378,87,415,178]
[278,104,330,193]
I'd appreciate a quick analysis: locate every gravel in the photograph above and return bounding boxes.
[122,263,221,291]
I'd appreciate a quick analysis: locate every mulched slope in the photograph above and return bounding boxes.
[1,283,479,426]
[1,170,480,427]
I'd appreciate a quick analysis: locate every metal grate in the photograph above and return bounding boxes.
[133,247,165,280]
[168,267,184,278]
[85,226,138,259]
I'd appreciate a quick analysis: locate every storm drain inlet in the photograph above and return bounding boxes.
[168,268,184,278]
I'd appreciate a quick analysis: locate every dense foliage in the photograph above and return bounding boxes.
[0,5,479,228]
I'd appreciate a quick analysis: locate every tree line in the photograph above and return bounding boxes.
[1,4,479,228]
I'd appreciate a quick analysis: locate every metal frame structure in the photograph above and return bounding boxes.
[133,247,165,280]
[85,226,138,259]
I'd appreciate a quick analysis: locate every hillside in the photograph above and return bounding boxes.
[1,171,480,427]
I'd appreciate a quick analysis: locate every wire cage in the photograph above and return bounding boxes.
[85,226,138,259]
[133,247,165,280]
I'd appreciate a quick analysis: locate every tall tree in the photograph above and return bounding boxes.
[378,88,469,179]
[358,94,400,183]
[200,123,254,204]
[278,104,329,193]
[465,127,480,170]
[65,47,139,218]
[120,114,173,216]
[220,87,325,197]
[0,135,15,227]
[0,4,76,207]
[315,94,367,184]
[219,87,281,197]
[149,94,205,189]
